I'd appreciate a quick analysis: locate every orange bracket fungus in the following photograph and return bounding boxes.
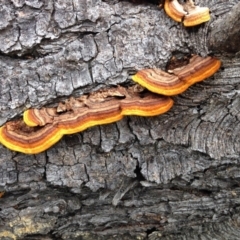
[164,0,210,27]
[0,54,221,154]
[164,0,187,23]
[132,55,221,96]
[0,86,173,154]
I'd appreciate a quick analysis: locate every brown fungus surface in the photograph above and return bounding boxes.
[0,86,173,154]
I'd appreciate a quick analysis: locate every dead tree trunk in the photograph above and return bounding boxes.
[0,0,240,239]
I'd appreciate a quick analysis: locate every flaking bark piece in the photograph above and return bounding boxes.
[132,55,221,96]
[0,86,173,154]
[57,97,86,113]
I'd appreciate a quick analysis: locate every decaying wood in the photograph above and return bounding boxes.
[0,0,240,239]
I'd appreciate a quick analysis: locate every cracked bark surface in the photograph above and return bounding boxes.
[0,0,240,239]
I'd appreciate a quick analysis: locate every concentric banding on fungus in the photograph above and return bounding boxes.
[132,55,221,96]
[23,108,57,127]
[56,102,123,135]
[183,6,210,27]
[0,55,221,154]
[121,93,174,117]
[0,88,173,154]
[164,0,211,27]
[132,69,185,96]
[164,0,187,23]
[0,110,123,154]
[0,122,61,154]
[172,55,221,85]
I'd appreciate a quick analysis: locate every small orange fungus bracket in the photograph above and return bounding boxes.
[164,0,187,23]
[132,55,221,96]
[0,86,173,154]
[164,0,210,27]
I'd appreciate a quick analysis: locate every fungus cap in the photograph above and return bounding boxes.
[0,86,173,154]
[132,55,221,96]
[164,0,211,27]
[164,0,187,22]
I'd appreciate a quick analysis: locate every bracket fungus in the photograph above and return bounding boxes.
[0,54,221,154]
[132,55,221,96]
[0,86,173,154]
[164,0,210,27]
[164,0,187,23]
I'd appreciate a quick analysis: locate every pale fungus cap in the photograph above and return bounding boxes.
[164,0,211,27]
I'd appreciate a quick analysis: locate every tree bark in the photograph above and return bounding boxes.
[208,1,240,53]
[0,0,240,239]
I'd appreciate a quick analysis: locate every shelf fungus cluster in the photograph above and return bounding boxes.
[0,86,173,154]
[0,55,221,154]
[164,0,211,26]
[132,55,221,96]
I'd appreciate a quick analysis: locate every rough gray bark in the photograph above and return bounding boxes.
[208,1,240,53]
[0,0,240,239]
